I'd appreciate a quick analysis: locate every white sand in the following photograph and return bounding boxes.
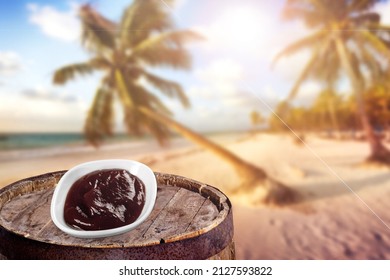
[1,132,390,259]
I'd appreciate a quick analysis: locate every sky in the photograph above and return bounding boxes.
[1,0,390,133]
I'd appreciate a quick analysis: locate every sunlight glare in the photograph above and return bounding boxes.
[208,7,271,53]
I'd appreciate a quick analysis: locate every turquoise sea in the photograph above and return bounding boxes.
[0,133,86,151]
[0,132,146,161]
[0,131,243,162]
[0,133,140,151]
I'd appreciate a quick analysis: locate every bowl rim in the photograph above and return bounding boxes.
[50,159,157,238]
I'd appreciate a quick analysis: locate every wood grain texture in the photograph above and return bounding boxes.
[0,171,234,260]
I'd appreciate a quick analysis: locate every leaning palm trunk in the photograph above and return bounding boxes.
[139,107,265,179]
[335,39,390,162]
[139,106,300,205]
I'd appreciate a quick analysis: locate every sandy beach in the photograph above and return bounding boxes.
[1,132,390,259]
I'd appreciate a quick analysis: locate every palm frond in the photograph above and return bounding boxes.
[126,76,173,116]
[286,44,325,102]
[145,93,173,116]
[309,0,336,20]
[53,62,95,84]
[120,79,172,143]
[142,116,172,146]
[359,29,390,61]
[131,83,174,145]
[347,0,381,14]
[368,23,390,32]
[282,6,321,25]
[123,107,144,136]
[140,69,190,107]
[115,69,148,135]
[79,5,117,54]
[133,30,203,52]
[89,57,112,69]
[310,41,340,83]
[119,0,174,48]
[84,82,115,146]
[356,36,383,80]
[136,46,192,69]
[367,23,390,50]
[350,12,380,26]
[272,30,326,67]
[131,30,202,69]
[336,38,366,90]
[283,0,332,26]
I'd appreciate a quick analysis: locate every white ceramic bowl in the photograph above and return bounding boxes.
[50,159,157,238]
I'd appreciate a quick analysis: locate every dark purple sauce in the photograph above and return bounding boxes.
[64,169,145,231]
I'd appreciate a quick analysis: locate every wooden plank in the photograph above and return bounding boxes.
[0,188,46,224]
[186,198,219,233]
[5,189,53,236]
[32,176,56,192]
[142,188,206,242]
[0,180,33,223]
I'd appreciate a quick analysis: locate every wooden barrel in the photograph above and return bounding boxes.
[0,171,234,260]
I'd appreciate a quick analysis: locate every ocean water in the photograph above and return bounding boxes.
[0,133,144,151]
[0,131,243,162]
[0,133,86,151]
[0,132,146,161]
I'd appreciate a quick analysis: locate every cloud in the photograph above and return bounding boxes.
[292,81,322,107]
[272,49,311,82]
[22,86,78,103]
[0,87,87,132]
[174,102,252,133]
[190,59,244,104]
[27,2,81,42]
[250,85,283,109]
[0,51,23,76]
[194,6,271,56]
[195,59,243,83]
[193,3,311,62]
[190,58,280,109]
[181,58,280,131]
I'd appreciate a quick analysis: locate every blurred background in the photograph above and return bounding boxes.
[1,0,390,259]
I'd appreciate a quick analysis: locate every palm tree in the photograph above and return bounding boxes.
[53,1,299,204]
[274,0,390,163]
